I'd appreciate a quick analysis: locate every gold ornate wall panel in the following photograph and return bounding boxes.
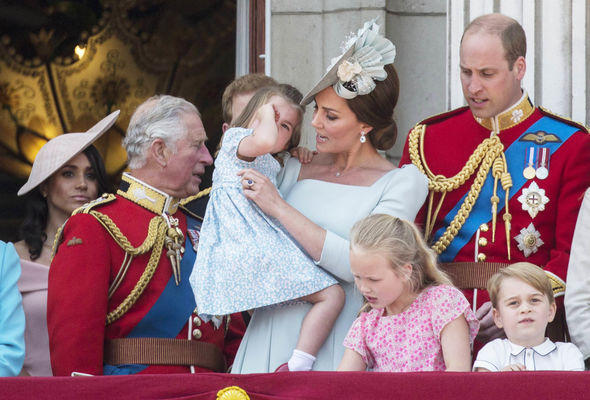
[0,0,236,242]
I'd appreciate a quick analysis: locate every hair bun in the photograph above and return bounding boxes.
[370,120,397,151]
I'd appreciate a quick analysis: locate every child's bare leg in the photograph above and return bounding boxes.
[285,284,345,371]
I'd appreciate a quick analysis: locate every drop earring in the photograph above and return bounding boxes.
[360,131,366,143]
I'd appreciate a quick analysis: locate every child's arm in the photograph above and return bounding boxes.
[337,349,367,371]
[238,103,278,159]
[441,315,472,371]
[289,146,317,164]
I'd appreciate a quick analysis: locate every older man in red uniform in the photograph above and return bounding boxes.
[48,95,244,375]
[400,13,590,345]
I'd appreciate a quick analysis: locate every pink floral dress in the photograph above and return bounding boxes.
[343,284,479,371]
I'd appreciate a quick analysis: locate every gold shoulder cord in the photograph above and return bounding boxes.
[53,193,172,325]
[88,210,169,325]
[408,124,512,258]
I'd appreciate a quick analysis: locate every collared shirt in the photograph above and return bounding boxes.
[473,338,584,371]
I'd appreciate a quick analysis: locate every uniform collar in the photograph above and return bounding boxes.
[508,338,557,356]
[117,173,180,215]
[473,91,535,134]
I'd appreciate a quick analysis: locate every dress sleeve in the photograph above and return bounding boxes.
[219,127,254,156]
[0,242,25,377]
[564,188,590,359]
[472,339,503,371]
[372,164,429,221]
[47,214,112,376]
[317,165,429,283]
[429,285,479,342]
[342,312,372,369]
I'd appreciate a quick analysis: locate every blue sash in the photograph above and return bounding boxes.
[435,117,578,262]
[103,215,200,374]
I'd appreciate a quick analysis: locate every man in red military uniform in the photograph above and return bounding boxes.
[48,95,244,375]
[400,13,590,346]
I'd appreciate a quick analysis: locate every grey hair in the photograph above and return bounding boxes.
[123,95,200,169]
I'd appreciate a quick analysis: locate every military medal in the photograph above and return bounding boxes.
[187,229,200,252]
[517,181,549,218]
[523,146,536,180]
[514,222,544,257]
[535,147,550,180]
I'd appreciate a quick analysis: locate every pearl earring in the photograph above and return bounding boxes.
[359,131,367,143]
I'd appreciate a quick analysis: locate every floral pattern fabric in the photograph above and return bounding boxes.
[189,127,337,316]
[343,284,479,372]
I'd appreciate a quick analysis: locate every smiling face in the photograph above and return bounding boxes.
[350,248,414,316]
[42,152,99,220]
[460,31,525,118]
[493,277,556,348]
[163,112,213,198]
[311,87,369,153]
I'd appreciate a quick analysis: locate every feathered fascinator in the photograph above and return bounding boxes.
[301,19,396,105]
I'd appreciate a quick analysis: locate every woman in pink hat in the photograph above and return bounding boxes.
[12,111,118,376]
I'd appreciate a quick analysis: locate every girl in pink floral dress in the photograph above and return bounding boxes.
[338,214,479,372]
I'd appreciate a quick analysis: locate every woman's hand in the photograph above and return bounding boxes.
[238,168,285,218]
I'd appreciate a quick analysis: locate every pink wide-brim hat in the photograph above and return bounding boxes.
[17,110,120,196]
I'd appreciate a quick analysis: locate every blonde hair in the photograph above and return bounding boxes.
[350,214,452,312]
[221,73,278,124]
[231,86,304,153]
[487,262,554,308]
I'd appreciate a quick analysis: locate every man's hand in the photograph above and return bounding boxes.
[475,301,505,343]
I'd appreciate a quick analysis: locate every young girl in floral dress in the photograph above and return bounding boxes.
[338,214,479,372]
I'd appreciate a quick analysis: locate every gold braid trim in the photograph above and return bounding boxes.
[408,124,505,254]
[180,187,212,206]
[86,210,168,325]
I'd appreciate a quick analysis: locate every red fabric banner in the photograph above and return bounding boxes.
[1,371,589,399]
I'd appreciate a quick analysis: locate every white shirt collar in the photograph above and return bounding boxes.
[508,338,557,356]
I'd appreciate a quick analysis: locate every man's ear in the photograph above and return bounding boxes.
[150,138,169,167]
[492,307,503,329]
[222,122,230,133]
[513,56,526,81]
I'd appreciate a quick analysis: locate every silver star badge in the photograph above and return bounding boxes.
[515,223,544,257]
[517,181,549,218]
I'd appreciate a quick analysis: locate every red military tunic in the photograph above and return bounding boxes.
[47,173,244,376]
[400,94,590,341]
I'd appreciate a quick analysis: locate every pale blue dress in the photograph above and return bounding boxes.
[231,157,429,372]
[190,128,337,316]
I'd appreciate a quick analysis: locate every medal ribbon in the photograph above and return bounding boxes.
[435,116,579,262]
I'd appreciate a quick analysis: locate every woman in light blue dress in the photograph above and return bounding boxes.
[191,86,344,371]
[233,20,429,372]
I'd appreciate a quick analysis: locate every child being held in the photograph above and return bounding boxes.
[338,214,479,372]
[474,262,584,371]
[190,86,344,372]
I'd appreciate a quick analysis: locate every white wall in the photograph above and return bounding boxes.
[269,0,589,162]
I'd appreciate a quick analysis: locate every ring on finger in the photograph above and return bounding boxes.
[246,179,254,187]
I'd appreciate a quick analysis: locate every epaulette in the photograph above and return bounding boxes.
[52,193,116,259]
[418,106,470,126]
[180,187,211,206]
[72,193,116,216]
[539,107,589,134]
